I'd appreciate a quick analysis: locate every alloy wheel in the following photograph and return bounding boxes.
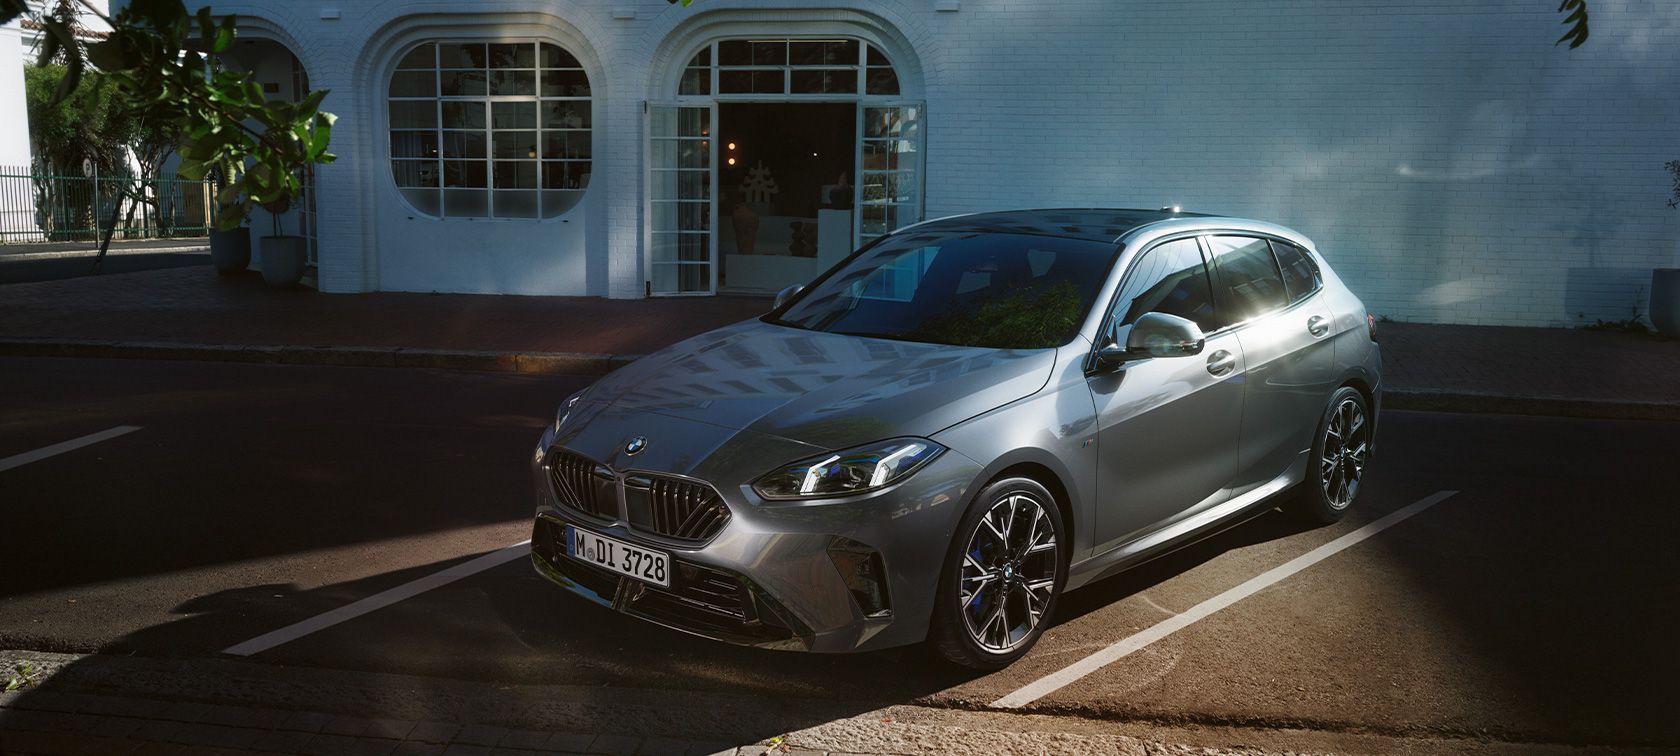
[1320,397,1370,510]
[959,492,1058,653]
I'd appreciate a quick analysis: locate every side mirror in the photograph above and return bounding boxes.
[773,284,803,310]
[1125,312,1206,358]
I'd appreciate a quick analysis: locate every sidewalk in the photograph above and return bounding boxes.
[0,237,210,259]
[2,266,1678,418]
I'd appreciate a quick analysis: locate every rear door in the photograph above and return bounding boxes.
[1089,236,1244,552]
[1205,235,1337,499]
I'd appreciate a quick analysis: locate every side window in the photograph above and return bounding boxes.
[1207,236,1289,327]
[1111,238,1217,332]
[1270,240,1321,303]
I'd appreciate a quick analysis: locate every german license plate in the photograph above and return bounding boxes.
[564,525,670,587]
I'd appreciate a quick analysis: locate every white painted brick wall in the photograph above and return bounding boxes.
[175,0,1680,326]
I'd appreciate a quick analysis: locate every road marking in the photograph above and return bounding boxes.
[992,490,1459,709]
[0,426,142,473]
[223,540,532,657]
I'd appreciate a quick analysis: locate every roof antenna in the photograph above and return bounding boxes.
[1160,204,1182,214]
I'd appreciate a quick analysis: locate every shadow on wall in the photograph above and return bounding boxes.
[1565,266,1651,324]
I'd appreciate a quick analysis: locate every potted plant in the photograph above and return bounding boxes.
[206,167,250,275]
[1655,160,1680,337]
[258,192,306,287]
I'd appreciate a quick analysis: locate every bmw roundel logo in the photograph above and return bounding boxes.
[625,436,648,456]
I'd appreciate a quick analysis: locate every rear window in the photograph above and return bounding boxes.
[1270,240,1321,303]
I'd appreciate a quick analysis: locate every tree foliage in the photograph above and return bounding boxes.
[1,0,336,230]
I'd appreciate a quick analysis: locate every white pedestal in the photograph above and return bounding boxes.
[817,209,854,273]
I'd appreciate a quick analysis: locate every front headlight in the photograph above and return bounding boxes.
[555,392,583,431]
[753,438,945,500]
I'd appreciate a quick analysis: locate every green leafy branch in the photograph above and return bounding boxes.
[1556,0,1589,48]
[1,0,336,231]
[5,662,42,692]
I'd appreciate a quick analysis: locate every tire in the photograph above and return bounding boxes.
[1289,386,1372,524]
[929,476,1068,670]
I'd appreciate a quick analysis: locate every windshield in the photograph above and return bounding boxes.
[767,231,1119,349]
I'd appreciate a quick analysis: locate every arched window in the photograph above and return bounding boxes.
[676,38,900,97]
[388,42,591,219]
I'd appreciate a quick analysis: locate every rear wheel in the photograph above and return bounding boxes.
[1290,386,1371,523]
[930,477,1067,670]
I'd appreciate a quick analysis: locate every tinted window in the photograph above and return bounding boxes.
[1270,240,1320,303]
[1111,238,1217,332]
[771,232,1119,349]
[1208,236,1289,327]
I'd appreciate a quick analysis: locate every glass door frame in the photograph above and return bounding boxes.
[645,100,719,297]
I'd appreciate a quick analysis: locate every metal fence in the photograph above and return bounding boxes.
[0,166,216,244]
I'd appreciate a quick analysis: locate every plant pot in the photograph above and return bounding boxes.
[260,235,308,287]
[1652,268,1680,337]
[208,227,251,276]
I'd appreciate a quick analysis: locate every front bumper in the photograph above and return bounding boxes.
[528,424,983,653]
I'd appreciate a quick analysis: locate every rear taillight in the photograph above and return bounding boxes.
[1367,313,1378,341]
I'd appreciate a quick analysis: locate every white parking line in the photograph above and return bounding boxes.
[0,425,143,473]
[223,540,532,657]
[992,490,1459,709]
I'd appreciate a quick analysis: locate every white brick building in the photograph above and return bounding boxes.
[173,0,1679,326]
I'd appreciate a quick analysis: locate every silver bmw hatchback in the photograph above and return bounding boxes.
[530,209,1380,669]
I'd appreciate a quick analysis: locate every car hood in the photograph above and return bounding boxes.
[584,319,1057,450]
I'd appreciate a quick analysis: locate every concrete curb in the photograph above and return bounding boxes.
[1383,390,1680,422]
[0,338,639,376]
[4,338,1676,420]
[0,245,209,261]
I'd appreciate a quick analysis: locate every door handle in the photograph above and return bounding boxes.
[1307,315,1330,337]
[1206,349,1236,376]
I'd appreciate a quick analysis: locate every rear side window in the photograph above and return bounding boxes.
[1207,235,1288,327]
[1270,240,1321,303]
[1111,238,1218,332]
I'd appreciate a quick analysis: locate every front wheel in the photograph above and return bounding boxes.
[929,477,1067,670]
[1289,386,1372,524]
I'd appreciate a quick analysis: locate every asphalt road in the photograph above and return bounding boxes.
[0,251,209,284]
[1,356,1676,751]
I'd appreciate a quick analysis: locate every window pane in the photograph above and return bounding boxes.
[866,67,900,95]
[747,40,784,65]
[1209,236,1290,325]
[443,188,488,216]
[788,41,826,66]
[679,68,709,96]
[541,43,581,68]
[717,40,751,66]
[790,69,857,94]
[488,43,534,68]
[439,43,486,68]
[397,44,435,70]
[1113,239,1216,331]
[389,101,436,129]
[391,159,438,187]
[440,71,487,96]
[494,160,538,188]
[541,101,590,129]
[540,69,590,97]
[866,45,890,66]
[440,130,486,158]
[489,70,535,95]
[542,131,591,159]
[389,71,435,97]
[442,160,487,187]
[492,131,537,159]
[491,102,535,129]
[824,39,859,65]
[400,187,441,216]
[1270,240,1321,302]
[493,189,539,218]
[390,131,438,159]
[440,102,485,129]
[542,189,583,217]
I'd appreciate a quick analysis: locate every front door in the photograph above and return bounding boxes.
[647,103,716,295]
[1089,236,1245,552]
[856,103,923,245]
